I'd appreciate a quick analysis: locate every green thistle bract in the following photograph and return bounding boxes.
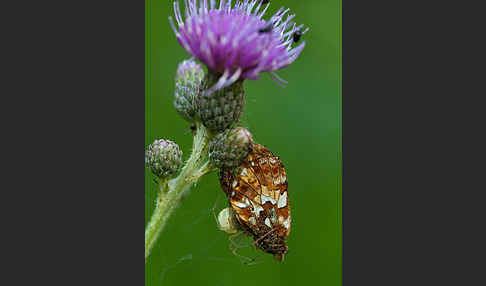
[196,72,246,132]
[209,126,253,169]
[173,59,205,122]
[145,139,183,178]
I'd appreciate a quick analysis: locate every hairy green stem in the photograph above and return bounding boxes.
[145,122,213,262]
[186,161,218,182]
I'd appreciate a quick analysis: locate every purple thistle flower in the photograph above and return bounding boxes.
[169,0,308,94]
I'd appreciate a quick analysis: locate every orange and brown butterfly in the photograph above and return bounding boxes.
[218,143,291,261]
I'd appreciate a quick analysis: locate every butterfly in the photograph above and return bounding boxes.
[218,143,291,261]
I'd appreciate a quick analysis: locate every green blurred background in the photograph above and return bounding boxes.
[145,0,341,285]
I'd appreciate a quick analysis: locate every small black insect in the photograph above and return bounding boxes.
[258,22,273,33]
[261,0,269,4]
[293,29,302,43]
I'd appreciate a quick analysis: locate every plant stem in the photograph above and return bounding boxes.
[145,122,213,262]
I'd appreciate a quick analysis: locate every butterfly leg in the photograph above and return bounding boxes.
[227,232,263,265]
[211,194,222,227]
[228,232,254,264]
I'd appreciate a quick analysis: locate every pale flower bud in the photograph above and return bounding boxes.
[145,139,183,178]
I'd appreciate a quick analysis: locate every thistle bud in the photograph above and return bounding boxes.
[209,127,253,169]
[195,72,246,132]
[173,59,205,122]
[217,207,240,234]
[145,139,183,178]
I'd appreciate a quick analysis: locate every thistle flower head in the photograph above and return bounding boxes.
[209,126,253,169]
[145,139,183,179]
[174,58,205,122]
[169,0,308,94]
[196,72,246,132]
[176,58,204,81]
